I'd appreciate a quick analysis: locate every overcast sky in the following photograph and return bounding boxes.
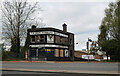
[36,0,116,50]
[0,0,116,50]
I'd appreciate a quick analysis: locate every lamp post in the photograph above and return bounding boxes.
[87,38,92,63]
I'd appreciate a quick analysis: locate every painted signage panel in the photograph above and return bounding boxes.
[47,35,54,43]
[64,49,69,57]
[30,31,54,35]
[54,32,68,37]
[30,31,68,37]
[103,56,110,60]
[46,49,51,52]
[29,44,68,48]
[82,55,94,59]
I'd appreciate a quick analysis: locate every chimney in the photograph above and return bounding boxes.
[32,25,36,29]
[62,23,67,33]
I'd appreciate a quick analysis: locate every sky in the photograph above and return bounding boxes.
[0,0,116,50]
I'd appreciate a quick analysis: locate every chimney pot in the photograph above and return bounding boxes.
[62,23,67,33]
[32,25,36,29]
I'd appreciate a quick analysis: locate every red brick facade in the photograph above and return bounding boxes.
[74,51,103,60]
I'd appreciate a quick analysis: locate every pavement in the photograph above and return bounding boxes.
[1,61,120,75]
[1,71,119,76]
[2,61,120,63]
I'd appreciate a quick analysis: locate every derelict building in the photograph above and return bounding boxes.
[27,23,74,61]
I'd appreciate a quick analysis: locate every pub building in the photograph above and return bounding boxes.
[27,23,74,61]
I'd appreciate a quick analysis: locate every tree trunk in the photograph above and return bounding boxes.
[16,37,20,58]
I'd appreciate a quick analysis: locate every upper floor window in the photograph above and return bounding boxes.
[47,35,54,43]
[31,36,35,42]
[31,35,45,43]
[60,38,62,43]
[39,35,45,42]
[35,36,40,42]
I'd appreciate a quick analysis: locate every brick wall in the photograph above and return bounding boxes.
[74,51,103,59]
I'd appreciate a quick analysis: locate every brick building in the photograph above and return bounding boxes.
[74,50,104,60]
[27,23,74,61]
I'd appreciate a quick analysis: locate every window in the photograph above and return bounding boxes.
[55,36,60,43]
[47,35,54,43]
[65,39,67,44]
[40,35,44,42]
[65,49,69,57]
[60,49,64,57]
[35,36,40,42]
[31,36,35,42]
[30,49,36,57]
[62,38,68,44]
[60,38,62,43]
[55,49,59,57]
[32,35,45,43]
[70,50,73,57]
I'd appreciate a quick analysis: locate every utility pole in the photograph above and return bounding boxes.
[87,38,92,63]
[87,41,89,62]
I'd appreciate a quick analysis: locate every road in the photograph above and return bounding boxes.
[2,62,119,75]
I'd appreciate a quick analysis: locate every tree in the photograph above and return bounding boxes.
[98,24,108,46]
[101,39,120,61]
[1,0,41,58]
[90,41,100,55]
[103,1,119,41]
[98,1,120,61]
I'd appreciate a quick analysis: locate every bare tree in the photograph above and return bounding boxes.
[1,0,42,57]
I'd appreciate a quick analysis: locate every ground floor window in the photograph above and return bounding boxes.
[29,48,69,60]
[55,49,68,57]
[65,49,69,57]
[55,49,59,57]
[60,49,64,57]
[30,49,36,57]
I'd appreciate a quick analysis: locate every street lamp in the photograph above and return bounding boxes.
[87,38,92,62]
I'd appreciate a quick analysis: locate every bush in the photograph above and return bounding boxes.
[2,50,9,61]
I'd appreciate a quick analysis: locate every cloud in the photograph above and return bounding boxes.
[38,2,112,50]
[28,0,116,2]
[75,31,99,50]
[0,0,116,50]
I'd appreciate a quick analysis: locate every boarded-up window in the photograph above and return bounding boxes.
[61,38,68,44]
[55,36,60,43]
[60,49,64,57]
[55,49,59,57]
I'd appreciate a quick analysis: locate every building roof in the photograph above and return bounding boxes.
[28,27,74,35]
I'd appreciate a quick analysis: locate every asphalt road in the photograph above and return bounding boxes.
[1,62,119,75]
[1,71,119,76]
[2,62,118,71]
